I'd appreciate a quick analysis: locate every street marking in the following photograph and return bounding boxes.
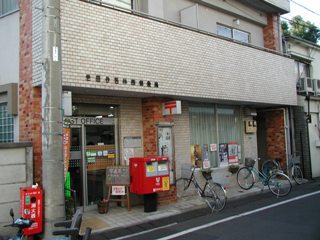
[112,223,177,240]
[157,190,320,240]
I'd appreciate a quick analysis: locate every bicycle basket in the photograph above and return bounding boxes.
[245,158,256,167]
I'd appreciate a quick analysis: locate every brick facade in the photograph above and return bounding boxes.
[263,15,280,51]
[265,110,286,167]
[142,98,176,204]
[19,0,43,183]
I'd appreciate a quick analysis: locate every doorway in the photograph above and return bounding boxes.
[68,117,117,210]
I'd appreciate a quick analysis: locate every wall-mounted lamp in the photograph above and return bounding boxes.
[233,19,240,25]
[86,74,91,81]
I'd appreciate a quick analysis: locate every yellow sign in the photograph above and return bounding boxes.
[162,176,170,191]
[147,166,155,172]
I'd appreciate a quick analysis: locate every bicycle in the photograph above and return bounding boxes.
[237,158,292,197]
[261,155,304,185]
[176,163,227,212]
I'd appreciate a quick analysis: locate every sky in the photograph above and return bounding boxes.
[282,0,320,28]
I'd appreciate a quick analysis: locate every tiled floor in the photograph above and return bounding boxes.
[81,184,264,234]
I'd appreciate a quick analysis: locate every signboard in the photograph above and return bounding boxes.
[63,128,71,181]
[123,136,142,148]
[111,186,126,195]
[64,117,114,125]
[106,166,130,185]
[162,100,182,115]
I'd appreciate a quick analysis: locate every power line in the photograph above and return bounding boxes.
[290,0,320,18]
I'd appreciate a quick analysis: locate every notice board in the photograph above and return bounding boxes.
[106,166,130,185]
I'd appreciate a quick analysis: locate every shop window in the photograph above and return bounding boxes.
[189,104,243,167]
[0,0,19,17]
[0,103,14,143]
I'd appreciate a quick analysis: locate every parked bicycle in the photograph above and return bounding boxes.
[176,164,227,212]
[2,208,34,240]
[261,155,304,185]
[237,158,292,197]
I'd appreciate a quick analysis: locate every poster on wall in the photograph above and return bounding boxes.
[202,144,210,169]
[219,143,228,167]
[190,144,202,167]
[228,142,239,165]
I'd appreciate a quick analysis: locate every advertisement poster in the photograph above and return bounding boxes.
[202,144,210,169]
[63,128,71,181]
[190,144,202,167]
[219,143,228,167]
[228,142,239,164]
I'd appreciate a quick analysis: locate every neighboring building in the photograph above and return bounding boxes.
[0,0,19,143]
[4,0,297,216]
[284,35,320,178]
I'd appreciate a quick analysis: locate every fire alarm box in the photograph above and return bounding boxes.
[130,156,170,194]
[20,186,43,235]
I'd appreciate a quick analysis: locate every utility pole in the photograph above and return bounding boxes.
[42,0,65,237]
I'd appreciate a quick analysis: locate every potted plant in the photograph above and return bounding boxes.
[97,197,109,214]
[228,164,240,174]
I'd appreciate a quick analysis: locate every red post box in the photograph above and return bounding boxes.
[20,186,43,235]
[130,156,170,194]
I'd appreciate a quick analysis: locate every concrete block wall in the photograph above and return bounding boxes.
[59,0,297,107]
[0,143,33,235]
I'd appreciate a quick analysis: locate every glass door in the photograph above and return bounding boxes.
[84,124,116,208]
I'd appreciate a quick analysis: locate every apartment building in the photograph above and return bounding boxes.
[284,35,320,178]
[2,0,297,217]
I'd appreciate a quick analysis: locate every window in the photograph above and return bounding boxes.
[189,104,243,168]
[0,0,19,17]
[101,0,132,9]
[0,103,14,143]
[217,24,250,43]
[294,60,310,80]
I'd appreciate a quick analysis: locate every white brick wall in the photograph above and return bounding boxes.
[60,0,297,107]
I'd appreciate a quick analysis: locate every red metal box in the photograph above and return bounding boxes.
[130,156,170,194]
[20,186,43,235]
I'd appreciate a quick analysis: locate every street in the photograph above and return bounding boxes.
[108,180,320,240]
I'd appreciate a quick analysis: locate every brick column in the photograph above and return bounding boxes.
[142,98,176,204]
[263,15,280,51]
[266,110,286,167]
[19,1,42,183]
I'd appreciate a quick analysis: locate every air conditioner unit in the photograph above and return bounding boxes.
[314,79,320,96]
[297,77,314,95]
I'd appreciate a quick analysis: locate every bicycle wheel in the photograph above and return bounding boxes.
[175,177,193,198]
[291,165,303,185]
[262,160,279,177]
[267,172,292,197]
[205,182,227,212]
[237,167,254,190]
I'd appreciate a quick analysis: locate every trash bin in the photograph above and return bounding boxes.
[144,193,157,212]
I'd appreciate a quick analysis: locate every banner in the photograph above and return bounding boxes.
[63,128,71,181]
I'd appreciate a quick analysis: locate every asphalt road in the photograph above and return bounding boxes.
[98,179,320,240]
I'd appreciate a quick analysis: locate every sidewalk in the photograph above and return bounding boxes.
[80,183,266,238]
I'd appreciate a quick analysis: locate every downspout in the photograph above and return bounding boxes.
[277,13,283,53]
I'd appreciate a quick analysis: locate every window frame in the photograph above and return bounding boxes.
[0,0,19,17]
[217,23,250,44]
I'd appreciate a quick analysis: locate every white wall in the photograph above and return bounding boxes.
[0,12,19,85]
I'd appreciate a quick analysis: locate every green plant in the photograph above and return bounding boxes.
[228,164,239,174]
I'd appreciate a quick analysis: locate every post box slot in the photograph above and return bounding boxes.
[157,160,169,176]
[146,162,157,177]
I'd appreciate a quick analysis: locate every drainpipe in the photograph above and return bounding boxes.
[42,0,65,237]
